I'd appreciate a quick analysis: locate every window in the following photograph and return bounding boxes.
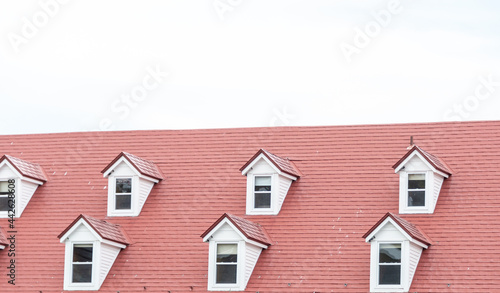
[407,174,425,207]
[0,181,10,212]
[378,243,401,285]
[216,244,238,284]
[254,176,271,209]
[115,178,132,210]
[72,244,93,283]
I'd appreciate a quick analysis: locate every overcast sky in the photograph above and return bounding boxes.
[1,0,499,135]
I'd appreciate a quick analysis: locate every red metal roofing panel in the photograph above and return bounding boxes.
[101,152,164,180]
[0,155,47,182]
[362,212,432,246]
[392,145,453,175]
[0,121,499,292]
[58,214,130,246]
[201,213,272,246]
[240,148,301,177]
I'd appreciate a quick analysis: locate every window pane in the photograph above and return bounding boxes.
[72,264,92,283]
[254,193,271,208]
[379,264,401,285]
[217,244,237,262]
[216,264,237,284]
[73,245,93,262]
[408,191,425,206]
[408,174,425,189]
[255,176,271,185]
[379,244,401,263]
[115,194,132,210]
[0,181,9,192]
[116,178,132,193]
[0,196,9,211]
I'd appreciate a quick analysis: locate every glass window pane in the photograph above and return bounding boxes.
[254,193,271,208]
[408,191,425,206]
[255,176,271,185]
[115,194,132,210]
[379,244,401,263]
[73,245,93,262]
[72,264,92,283]
[217,244,238,262]
[0,181,9,192]
[408,174,425,189]
[0,196,9,211]
[379,264,401,285]
[216,264,237,284]
[116,178,132,193]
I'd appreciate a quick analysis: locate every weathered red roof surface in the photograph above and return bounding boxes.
[57,214,130,246]
[101,151,164,180]
[201,213,272,246]
[0,155,47,182]
[0,226,7,247]
[0,121,500,292]
[393,145,453,175]
[240,148,301,177]
[362,212,432,246]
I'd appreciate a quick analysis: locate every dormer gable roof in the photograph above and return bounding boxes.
[363,212,432,247]
[201,213,272,246]
[0,226,7,248]
[0,155,47,182]
[58,214,130,246]
[101,152,164,181]
[392,145,452,176]
[240,149,300,178]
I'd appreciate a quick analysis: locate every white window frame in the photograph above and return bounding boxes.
[215,243,239,286]
[399,171,433,214]
[71,243,95,285]
[64,240,99,290]
[0,178,17,219]
[208,240,245,291]
[113,177,133,211]
[107,175,138,217]
[376,242,403,289]
[247,174,277,215]
[405,172,427,209]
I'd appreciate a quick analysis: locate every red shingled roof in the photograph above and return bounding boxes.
[362,212,432,246]
[201,213,272,246]
[393,145,453,175]
[58,214,130,246]
[240,148,301,177]
[0,226,7,247]
[0,155,47,182]
[1,121,500,292]
[101,151,163,180]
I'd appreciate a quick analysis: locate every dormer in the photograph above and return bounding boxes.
[0,155,47,218]
[201,213,272,291]
[240,149,300,215]
[0,226,7,250]
[363,212,432,293]
[101,152,163,217]
[58,214,130,291]
[392,145,452,214]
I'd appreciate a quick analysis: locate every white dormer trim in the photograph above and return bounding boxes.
[365,218,429,293]
[202,218,269,291]
[241,154,297,216]
[395,151,448,214]
[0,160,44,218]
[103,158,158,217]
[394,151,449,179]
[59,219,126,291]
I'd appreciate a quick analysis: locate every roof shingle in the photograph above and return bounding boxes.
[0,155,47,182]
[101,152,164,180]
